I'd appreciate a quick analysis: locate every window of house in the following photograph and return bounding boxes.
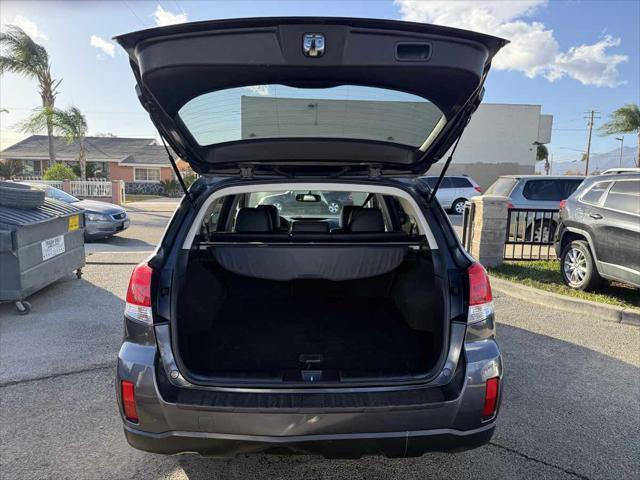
[134,167,161,182]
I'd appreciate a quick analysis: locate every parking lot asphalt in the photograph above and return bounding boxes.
[1,202,638,480]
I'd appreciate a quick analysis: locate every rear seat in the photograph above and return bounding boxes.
[209,207,408,243]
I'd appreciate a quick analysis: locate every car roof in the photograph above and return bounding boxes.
[498,175,585,181]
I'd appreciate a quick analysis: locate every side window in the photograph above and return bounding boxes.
[451,177,472,188]
[604,180,640,215]
[421,177,437,189]
[440,178,453,189]
[580,182,611,205]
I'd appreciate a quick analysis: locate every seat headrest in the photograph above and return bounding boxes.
[235,208,272,232]
[340,205,359,228]
[291,221,330,233]
[256,204,280,228]
[348,208,385,233]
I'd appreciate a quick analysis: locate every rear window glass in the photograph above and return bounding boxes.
[419,177,453,189]
[485,178,518,196]
[522,179,583,201]
[178,85,445,147]
[450,177,472,188]
[604,180,640,214]
[248,191,370,220]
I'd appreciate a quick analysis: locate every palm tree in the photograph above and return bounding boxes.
[0,26,62,169]
[599,104,640,167]
[20,106,88,178]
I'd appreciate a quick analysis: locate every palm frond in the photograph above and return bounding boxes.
[599,104,640,135]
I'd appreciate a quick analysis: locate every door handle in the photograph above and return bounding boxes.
[589,213,603,220]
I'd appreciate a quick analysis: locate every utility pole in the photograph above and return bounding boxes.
[616,136,624,167]
[583,110,600,176]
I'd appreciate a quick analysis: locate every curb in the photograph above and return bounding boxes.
[489,276,640,327]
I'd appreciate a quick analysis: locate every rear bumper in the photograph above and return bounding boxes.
[124,423,495,458]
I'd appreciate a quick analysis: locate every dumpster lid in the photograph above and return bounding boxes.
[0,199,85,227]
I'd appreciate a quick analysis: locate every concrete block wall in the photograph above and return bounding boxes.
[467,195,510,268]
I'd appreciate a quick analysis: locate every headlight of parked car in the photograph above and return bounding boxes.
[85,213,110,222]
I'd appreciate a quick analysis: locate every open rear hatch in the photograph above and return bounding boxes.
[115,17,506,176]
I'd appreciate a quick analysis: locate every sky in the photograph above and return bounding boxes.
[1,0,638,164]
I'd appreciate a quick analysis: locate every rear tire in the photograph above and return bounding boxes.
[560,240,602,291]
[451,198,467,215]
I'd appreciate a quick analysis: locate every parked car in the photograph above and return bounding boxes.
[417,175,482,214]
[600,167,640,175]
[23,183,129,241]
[554,172,640,290]
[115,17,505,458]
[485,175,585,241]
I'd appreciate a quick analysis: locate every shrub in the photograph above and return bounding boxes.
[43,164,77,181]
[160,179,181,197]
[0,159,24,178]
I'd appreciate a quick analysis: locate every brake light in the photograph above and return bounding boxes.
[474,186,482,193]
[121,380,139,422]
[124,262,153,324]
[467,263,494,324]
[559,199,567,209]
[507,203,514,209]
[482,377,499,418]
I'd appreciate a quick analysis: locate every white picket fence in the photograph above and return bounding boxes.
[70,180,112,198]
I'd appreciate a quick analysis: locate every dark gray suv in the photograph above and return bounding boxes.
[115,17,505,458]
[555,172,640,290]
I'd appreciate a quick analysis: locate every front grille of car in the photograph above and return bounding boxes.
[111,212,126,220]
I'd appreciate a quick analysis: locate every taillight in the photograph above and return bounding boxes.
[474,186,482,193]
[507,203,514,209]
[467,263,494,324]
[124,262,153,324]
[121,380,139,422]
[482,377,499,419]
[559,199,567,209]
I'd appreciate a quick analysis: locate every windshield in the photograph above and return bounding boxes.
[249,190,370,221]
[179,85,445,148]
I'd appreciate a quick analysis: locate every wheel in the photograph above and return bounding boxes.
[327,201,341,214]
[15,301,31,315]
[273,202,283,212]
[560,240,603,291]
[451,198,467,215]
[526,219,557,243]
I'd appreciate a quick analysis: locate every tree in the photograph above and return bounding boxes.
[599,103,640,167]
[20,106,89,179]
[0,159,24,178]
[0,26,62,169]
[536,144,550,175]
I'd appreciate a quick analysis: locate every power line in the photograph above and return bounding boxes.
[121,0,147,27]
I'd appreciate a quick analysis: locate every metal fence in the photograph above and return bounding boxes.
[461,201,475,252]
[504,208,559,261]
[69,180,112,198]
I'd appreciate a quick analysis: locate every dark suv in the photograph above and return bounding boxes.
[555,173,640,290]
[115,17,506,458]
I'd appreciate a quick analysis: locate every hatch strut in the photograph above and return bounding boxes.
[427,130,466,204]
[159,135,194,205]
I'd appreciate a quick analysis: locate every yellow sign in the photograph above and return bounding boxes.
[68,215,80,231]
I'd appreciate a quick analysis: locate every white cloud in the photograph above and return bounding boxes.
[394,0,627,87]
[153,5,188,27]
[246,85,270,96]
[11,15,47,41]
[90,35,115,57]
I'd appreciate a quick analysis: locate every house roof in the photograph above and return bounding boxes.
[0,135,173,166]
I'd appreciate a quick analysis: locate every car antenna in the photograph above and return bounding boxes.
[159,134,194,206]
[427,130,466,204]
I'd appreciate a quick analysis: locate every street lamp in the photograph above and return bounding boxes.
[615,137,624,168]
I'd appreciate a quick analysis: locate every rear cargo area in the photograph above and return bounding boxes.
[176,251,446,384]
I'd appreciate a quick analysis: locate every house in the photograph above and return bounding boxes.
[0,135,176,192]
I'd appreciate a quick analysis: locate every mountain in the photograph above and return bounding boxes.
[536,146,638,175]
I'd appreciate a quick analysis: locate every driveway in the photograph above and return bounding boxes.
[1,203,638,480]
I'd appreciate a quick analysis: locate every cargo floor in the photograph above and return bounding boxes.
[184,298,438,379]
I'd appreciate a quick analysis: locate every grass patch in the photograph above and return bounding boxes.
[489,260,639,309]
[124,194,161,203]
